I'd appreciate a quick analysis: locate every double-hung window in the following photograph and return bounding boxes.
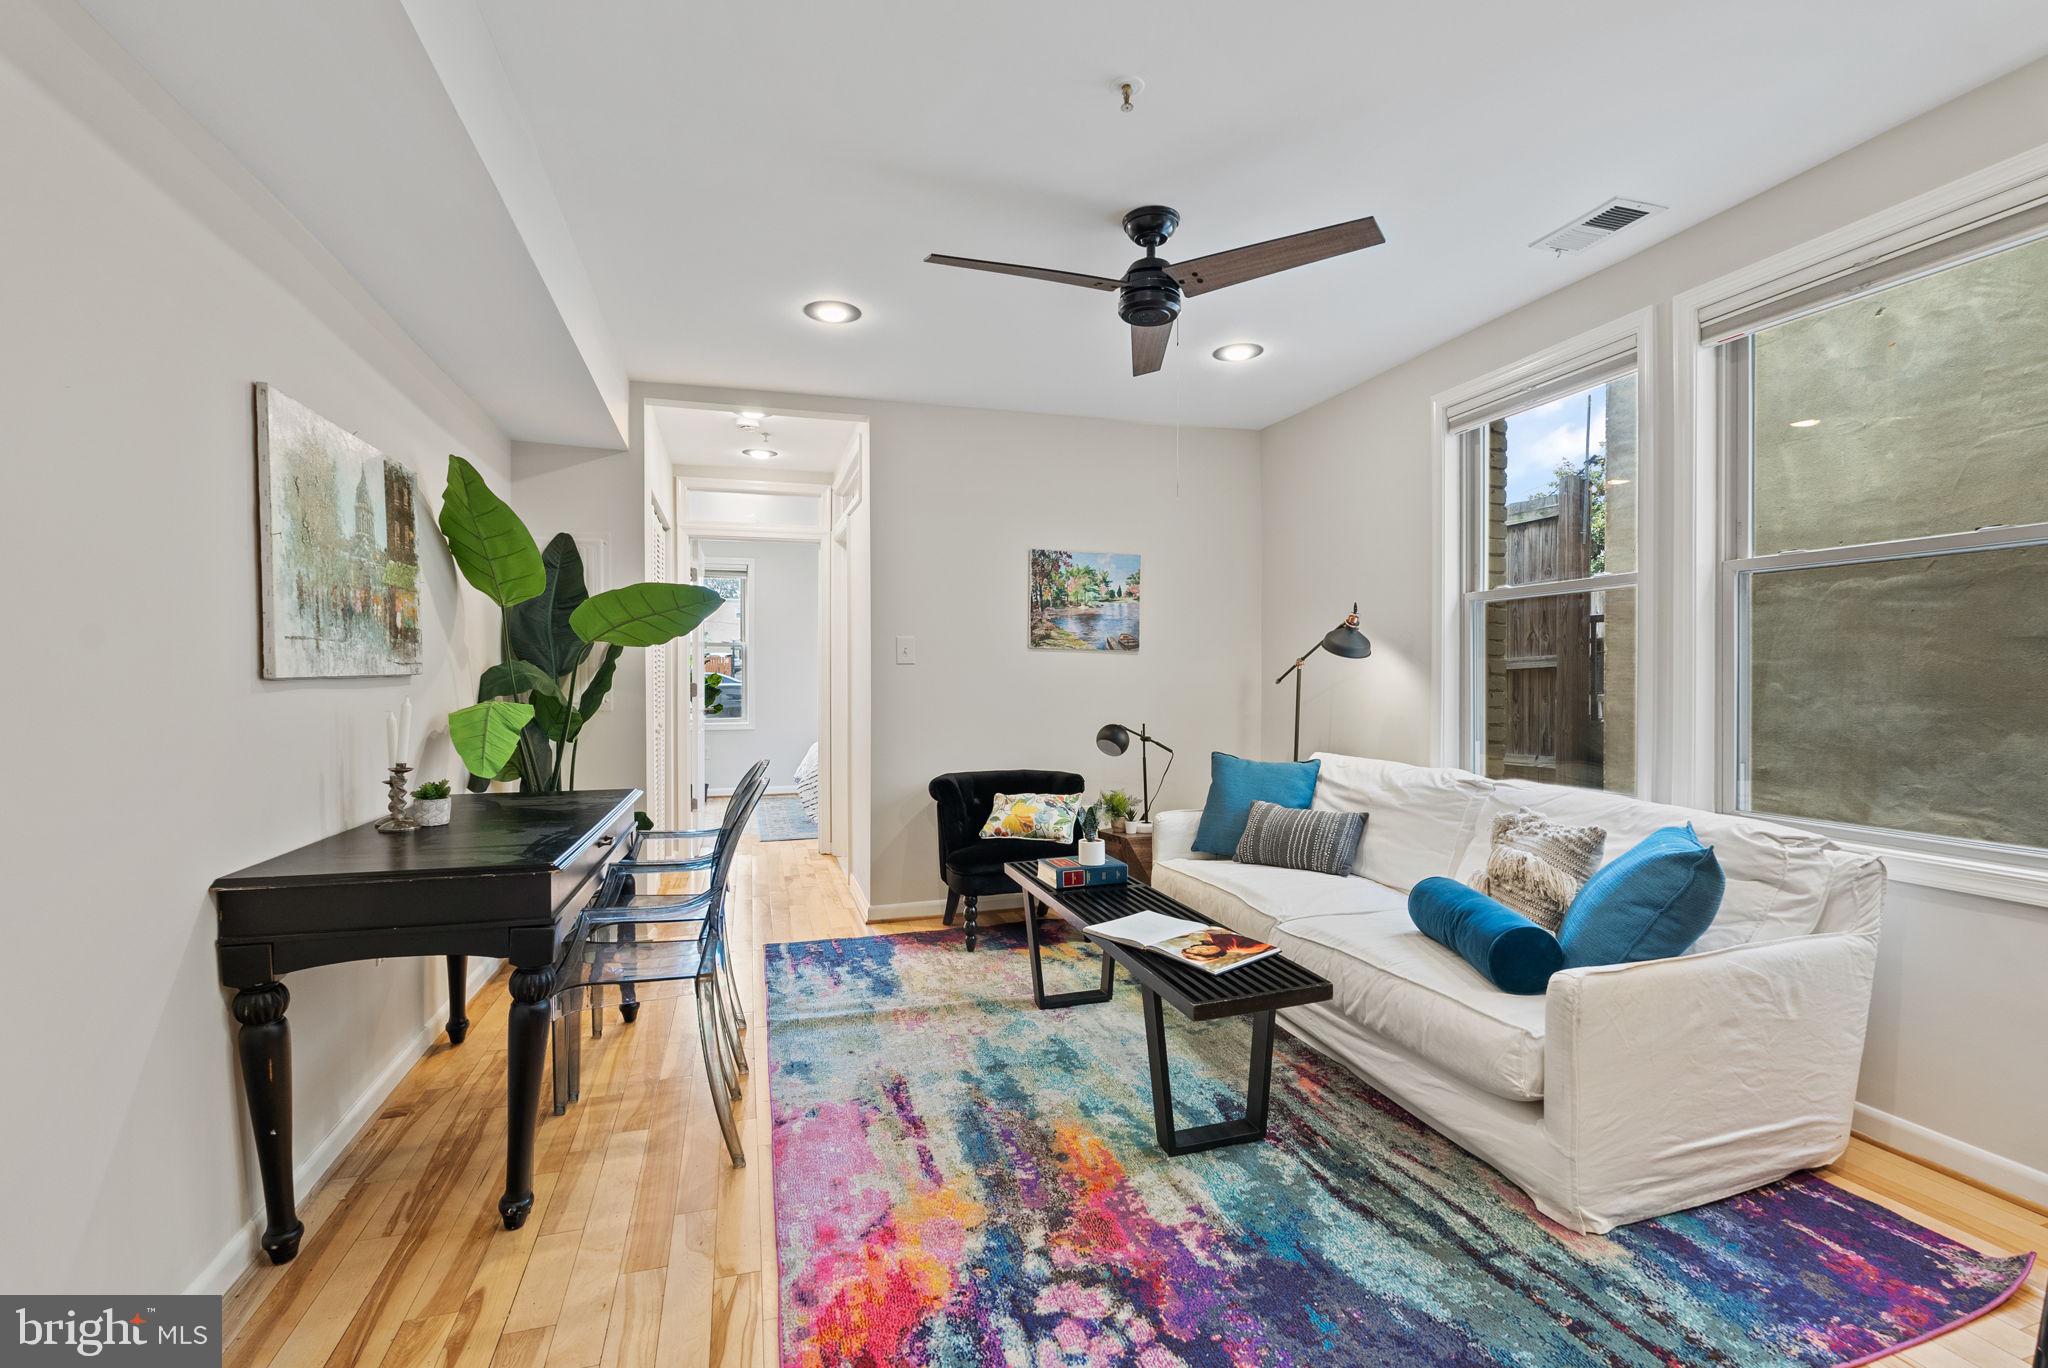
[1710,221,2048,854]
[1450,338,1641,794]
[701,562,750,727]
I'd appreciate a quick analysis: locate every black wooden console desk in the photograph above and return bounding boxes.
[212,788,639,1264]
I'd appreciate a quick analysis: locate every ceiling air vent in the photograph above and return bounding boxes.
[1532,198,1665,255]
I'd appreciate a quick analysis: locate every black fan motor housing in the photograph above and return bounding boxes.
[1118,258,1183,328]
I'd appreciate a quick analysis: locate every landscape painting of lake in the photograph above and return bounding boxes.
[1029,548,1140,651]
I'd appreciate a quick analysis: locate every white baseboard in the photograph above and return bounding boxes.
[864,892,1025,923]
[1853,1102,2048,1208]
[846,871,871,919]
[186,957,502,1296]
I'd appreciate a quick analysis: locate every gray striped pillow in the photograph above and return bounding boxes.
[1234,800,1368,876]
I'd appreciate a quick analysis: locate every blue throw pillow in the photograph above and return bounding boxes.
[1557,824,1725,969]
[1408,877,1563,995]
[1193,753,1320,856]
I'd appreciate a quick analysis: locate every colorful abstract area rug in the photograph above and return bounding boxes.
[765,926,2032,1367]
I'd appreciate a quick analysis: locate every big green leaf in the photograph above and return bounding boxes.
[569,582,723,647]
[438,456,545,607]
[515,718,555,793]
[448,700,536,779]
[478,659,559,700]
[506,533,592,679]
[577,643,624,721]
[531,689,585,744]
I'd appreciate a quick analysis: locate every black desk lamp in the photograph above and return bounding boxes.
[1095,722,1174,822]
[1274,603,1372,761]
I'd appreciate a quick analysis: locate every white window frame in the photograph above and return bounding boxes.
[1672,142,2048,905]
[700,558,754,732]
[1430,309,1658,796]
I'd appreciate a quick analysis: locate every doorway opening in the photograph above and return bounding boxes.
[639,394,869,902]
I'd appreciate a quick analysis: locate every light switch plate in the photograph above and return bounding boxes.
[895,635,916,665]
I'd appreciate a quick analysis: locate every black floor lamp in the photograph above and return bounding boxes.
[1274,603,1372,761]
[1095,722,1174,822]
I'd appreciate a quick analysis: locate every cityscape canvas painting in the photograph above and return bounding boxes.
[255,383,423,678]
[1028,548,1141,651]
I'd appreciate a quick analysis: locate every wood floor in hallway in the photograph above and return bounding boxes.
[221,830,2045,1367]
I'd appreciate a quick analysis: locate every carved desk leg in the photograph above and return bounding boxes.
[232,982,304,1264]
[499,961,555,1229]
[444,955,469,1044]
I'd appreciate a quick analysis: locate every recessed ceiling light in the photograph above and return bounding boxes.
[803,300,861,324]
[1789,418,1821,428]
[1212,342,1264,363]
[742,447,779,461]
[736,410,765,430]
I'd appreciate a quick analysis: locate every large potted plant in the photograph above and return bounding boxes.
[434,456,722,789]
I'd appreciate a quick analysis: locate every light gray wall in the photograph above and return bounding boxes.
[1258,56,2048,1187]
[507,441,647,794]
[701,538,820,790]
[866,406,1263,913]
[3,6,514,1292]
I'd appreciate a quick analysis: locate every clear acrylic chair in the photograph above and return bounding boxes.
[583,761,770,1037]
[596,761,770,1040]
[547,761,768,1166]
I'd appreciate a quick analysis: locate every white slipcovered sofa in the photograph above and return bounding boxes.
[1151,753,1884,1233]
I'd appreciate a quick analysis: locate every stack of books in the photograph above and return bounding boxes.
[1035,855,1128,889]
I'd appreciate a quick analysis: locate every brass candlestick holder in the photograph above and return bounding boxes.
[376,763,419,833]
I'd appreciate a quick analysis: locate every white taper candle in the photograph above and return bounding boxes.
[399,698,413,766]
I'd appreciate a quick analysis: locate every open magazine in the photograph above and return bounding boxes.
[1088,911,1280,976]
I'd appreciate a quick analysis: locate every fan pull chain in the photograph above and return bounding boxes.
[1173,319,1183,499]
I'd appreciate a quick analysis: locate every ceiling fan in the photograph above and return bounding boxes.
[925,205,1383,376]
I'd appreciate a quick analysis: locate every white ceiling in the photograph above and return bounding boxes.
[653,406,857,474]
[72,0,2048,438]
[74,0,626,448]
[473,0,2048,429]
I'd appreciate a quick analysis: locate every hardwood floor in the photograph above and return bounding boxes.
[223,830,2045,1367]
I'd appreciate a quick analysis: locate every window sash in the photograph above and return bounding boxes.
[1717,319,2048,853]
[1457,424,1640,782]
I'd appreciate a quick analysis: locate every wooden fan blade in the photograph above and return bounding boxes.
[1132,322,1172,377]
[924,254,1123,292]
[1167,216,1384,296]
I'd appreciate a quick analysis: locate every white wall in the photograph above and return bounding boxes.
[865,406,1262,913]
[2,3,516,1292]
[1258,56,2048,1190]
[700,538,820,790]
[507,441,646,793]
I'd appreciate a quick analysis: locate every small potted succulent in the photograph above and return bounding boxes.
[1099,788,1136,832]
[1075,804,1107,866]
[409,779,453,827]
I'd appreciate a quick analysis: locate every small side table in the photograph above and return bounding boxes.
[1104,828,1154,882]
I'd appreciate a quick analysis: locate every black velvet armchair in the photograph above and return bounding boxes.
[928,769,1085,950]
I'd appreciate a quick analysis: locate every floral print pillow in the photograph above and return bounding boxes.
[978,792,1084,842]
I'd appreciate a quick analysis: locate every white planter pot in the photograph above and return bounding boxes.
[408,796,452,827]
[1077,838,1107,866]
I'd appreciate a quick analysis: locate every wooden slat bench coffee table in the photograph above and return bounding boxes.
[1006,861,1334,1155]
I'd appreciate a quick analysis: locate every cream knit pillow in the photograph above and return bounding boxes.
[1474,808,1606,933]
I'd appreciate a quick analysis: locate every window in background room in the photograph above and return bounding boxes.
[1717,228,2048,852]
[1455,368,1639,793]
[702,562,750,727]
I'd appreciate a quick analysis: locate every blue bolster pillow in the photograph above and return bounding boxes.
[1408,877,1563,995]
